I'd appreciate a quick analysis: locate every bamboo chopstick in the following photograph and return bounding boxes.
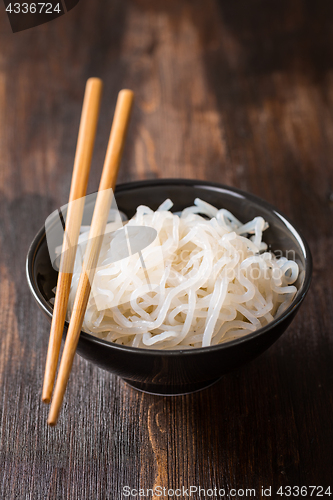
[42,78,103,404]
[48,89,134,426]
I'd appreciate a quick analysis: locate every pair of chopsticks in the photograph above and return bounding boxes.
[43,78,134,426]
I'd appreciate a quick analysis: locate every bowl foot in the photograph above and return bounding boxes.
[122,377,222,396]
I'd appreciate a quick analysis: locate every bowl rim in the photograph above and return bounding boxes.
[26,178,313,357]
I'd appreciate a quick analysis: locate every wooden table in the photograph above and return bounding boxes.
[0,1,332,498]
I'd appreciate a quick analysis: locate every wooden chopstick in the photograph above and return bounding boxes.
[42,78,103,404]
[48,89,134,426]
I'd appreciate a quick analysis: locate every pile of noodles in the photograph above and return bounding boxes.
[64,199,299,349]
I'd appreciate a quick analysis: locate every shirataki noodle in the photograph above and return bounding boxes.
[61,198,299,349]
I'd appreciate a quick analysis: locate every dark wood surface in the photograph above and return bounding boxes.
[0,1,332,498]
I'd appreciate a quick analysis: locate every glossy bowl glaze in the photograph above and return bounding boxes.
[26,179,312,395]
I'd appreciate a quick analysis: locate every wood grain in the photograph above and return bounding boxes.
[0,0,332,498]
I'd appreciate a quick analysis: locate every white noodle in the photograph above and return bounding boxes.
[63,198,299,349]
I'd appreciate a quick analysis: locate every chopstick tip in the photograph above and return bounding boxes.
[87,77,103,85]
[86,78,103,93]
[118,88,134,98]
[47,406,59,426]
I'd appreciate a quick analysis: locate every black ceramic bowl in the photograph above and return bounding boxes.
[26,179,312,395]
